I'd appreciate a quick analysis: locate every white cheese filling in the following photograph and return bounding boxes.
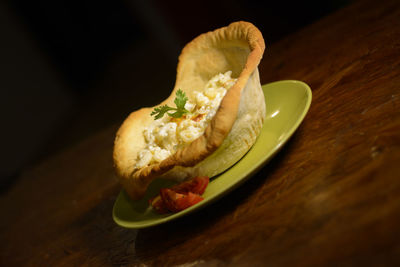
[135,71,237,169]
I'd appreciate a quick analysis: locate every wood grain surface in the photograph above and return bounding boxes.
[1,0,400,266]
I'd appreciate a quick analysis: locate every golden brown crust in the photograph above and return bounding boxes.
[113,21,265,200]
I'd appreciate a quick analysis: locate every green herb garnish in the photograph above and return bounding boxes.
[151,89,189,120]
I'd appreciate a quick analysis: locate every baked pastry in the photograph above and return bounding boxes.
[113,21,266,200]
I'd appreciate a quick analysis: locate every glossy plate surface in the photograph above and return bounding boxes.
[113,80,312,228]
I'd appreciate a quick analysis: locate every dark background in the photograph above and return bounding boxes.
[0,0,350,191]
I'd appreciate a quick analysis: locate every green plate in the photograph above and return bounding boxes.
[113,80,312,228]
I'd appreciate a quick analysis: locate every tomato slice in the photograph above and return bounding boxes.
[160,189,204,213]
[150,176,209,213]
[170,176,209,195]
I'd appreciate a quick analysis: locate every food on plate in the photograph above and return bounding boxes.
[149,176,209,214]
[136,71,237,170]
[113,21,266,200]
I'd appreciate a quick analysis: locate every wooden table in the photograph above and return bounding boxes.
[2,0,400,265]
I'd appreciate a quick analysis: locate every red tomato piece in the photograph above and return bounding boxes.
[160,189,204,213]
[160,188,184,213]
[150,176,209,214]
[171,176,209,195]
[182,192,204,209]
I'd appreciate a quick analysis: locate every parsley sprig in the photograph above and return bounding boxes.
[151,89,190,120]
